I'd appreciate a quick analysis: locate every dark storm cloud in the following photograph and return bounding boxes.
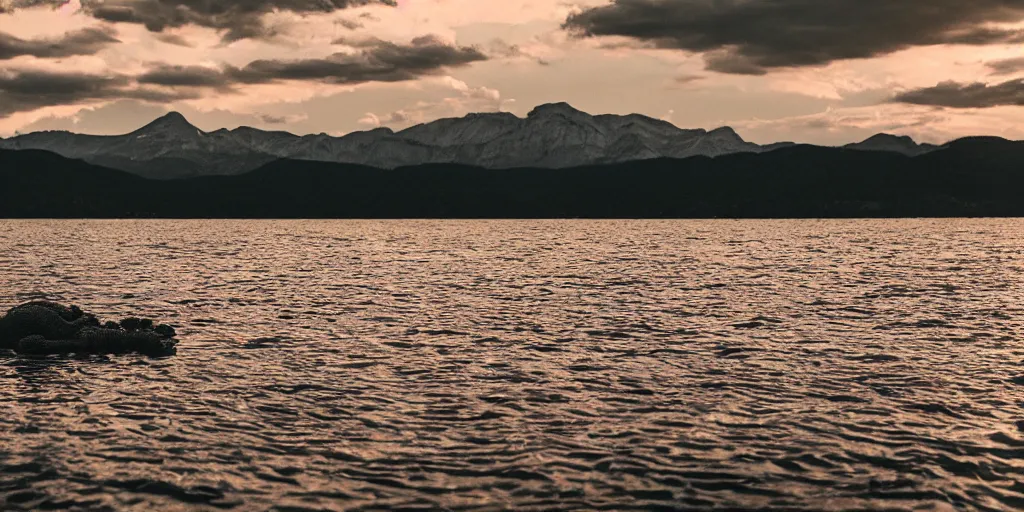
[229,36,488,84]
[78,0,395,41]
[703,51,768,76]
[987,57,1024,76]
[0,0,65,12]
[0,69,197,117]
[564,0,1024,74]
[0,37,485,117]
[0,27,119,60]
[153,33,194,47]
[130,36,489,87]
[137,65,233,88]
[0,0,394,41]
[0,70,127,97]
[893,79,1024,109]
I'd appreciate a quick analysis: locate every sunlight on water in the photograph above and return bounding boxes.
[1,219,1023,510]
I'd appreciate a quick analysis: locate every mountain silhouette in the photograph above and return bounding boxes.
[844,133,939,156]
[0,103,948,179]
[2,136,1023,218]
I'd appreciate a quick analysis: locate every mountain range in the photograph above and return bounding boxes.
[2,135,1023,218]
[0,103,941,179]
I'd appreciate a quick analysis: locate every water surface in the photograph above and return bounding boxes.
[1,219,1023,511]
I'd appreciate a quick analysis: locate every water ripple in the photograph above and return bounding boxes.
[1,219,1023,510]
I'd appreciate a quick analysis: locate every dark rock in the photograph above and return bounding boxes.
[120,318,142,331]
[17,335,90,355]
[13,302,80,321]
[154,324,176,337]
[0,302,96,342]
[0,302,178,357]
[78,326,177,357]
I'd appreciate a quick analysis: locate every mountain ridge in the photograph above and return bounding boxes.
[0,103,964,179]
[3,136,1024,218]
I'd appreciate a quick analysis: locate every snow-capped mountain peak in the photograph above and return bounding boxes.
[0,102,940,179]
[133,111,201,137]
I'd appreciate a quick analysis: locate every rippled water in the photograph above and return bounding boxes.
[2,219,1024,511]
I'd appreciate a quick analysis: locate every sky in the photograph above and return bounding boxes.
[2,0,1024,145]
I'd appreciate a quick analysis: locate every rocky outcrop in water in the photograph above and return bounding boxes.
[0,302,178,357]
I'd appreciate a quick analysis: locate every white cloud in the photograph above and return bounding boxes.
[357,75,506,128]
[357,111,381,127]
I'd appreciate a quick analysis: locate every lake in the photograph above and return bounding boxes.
[1,219,1023,511]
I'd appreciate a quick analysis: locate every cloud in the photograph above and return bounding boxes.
[84,0,394,42]
[356,75,505,128]
[987,57,1024,76]
[667,74,704,89]
[137,65,233,88]
[438,75,500,101]
[368,109,411,124]
[258,112,307,124]
[564,0,1024,75]
[0,0,67,12]
[893,79,1024,109]
[673,74,703,84]
[0,0,396,42]
[0,27,119,60]
[738,106,945,134]
[703,50,767,76]
[357,111,381,126]
[335,17,365,30]
[485,38,550,66]
[228,35,487,84]
[0,69,197,117]
[153,32,194,47]
[0,36,486,118]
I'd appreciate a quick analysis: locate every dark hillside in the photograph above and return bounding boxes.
[2,142,1023,218]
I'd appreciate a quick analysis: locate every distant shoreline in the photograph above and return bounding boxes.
[4,138,1024,219]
